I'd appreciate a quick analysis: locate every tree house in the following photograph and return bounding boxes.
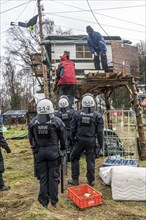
[39,36,146,160]
[30,53,43,77]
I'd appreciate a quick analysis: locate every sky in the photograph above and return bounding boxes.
[0,0,146,55]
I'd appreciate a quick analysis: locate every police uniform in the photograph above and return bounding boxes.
[28,116,40,180]
[0,126,11,191]
[56,108,75,151]
[69,110,104,186]
[28,115,66,207]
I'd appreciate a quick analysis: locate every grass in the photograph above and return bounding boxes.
[0,126,146,220]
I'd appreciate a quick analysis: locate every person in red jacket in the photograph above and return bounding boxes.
[56,52,77,108]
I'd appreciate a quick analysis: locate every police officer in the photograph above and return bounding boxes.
[0,121,11,191]
[29,120,40,181]
[28,98,66,208]
[68,93,104,186]
[56,96,75,169]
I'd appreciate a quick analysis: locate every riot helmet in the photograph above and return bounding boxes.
[58,95,69,112]
[37,98,54,123]
[81,93,95,113]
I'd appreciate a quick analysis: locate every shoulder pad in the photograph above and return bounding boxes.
[53,116,66,127]
[94,111,103,119]
[29,117,38,126]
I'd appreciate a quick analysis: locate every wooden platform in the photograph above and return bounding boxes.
[76,70,135,96]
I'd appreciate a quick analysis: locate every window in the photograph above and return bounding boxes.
[76,44,92,58]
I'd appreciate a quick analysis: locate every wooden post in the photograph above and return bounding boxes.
[131,77,146,160]
[104,91,112,129]
[37,0,49,98]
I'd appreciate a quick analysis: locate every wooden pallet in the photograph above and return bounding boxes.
[85,71,118,79]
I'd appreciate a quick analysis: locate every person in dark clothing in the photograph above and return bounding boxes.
[0,124,11,191]
[68,93,104,187]
[55,96,75,170]
[86,26,109,72]
[29,126,40,181]
[28,98,66,208]
[56,52,77,108]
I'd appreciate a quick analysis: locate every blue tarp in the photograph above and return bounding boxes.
[2,110,28,116]
[137,84,146,88]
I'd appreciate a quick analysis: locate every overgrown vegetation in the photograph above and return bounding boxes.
[0,126,146,220]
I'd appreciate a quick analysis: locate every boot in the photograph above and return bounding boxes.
[41,204,48,209]
[51,202,57,208]
[87,181,95,187]
[0,185,10,191]
[68,179,79,186]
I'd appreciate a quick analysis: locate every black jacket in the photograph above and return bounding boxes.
[0,127,9,154]
[70,110,104,148]
[28,116,67,160]
[55,108,75,132]
[0,128,9,173]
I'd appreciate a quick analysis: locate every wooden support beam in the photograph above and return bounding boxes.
[131,77,146,160]
[125,85,133,97]
[104,91,113,130]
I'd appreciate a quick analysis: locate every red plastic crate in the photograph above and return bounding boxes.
[68,184,102,209]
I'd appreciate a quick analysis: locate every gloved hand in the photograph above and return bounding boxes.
[5,146,11,154]
[59,150,66,165]
[60,150,66,157]
[95,147,100,158]
[94,52,98,56]
[68,135,74,146]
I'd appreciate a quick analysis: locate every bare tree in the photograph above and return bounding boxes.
[5,18,71,70]
[1,55,34,109]
[55,26,72,35]
[0,86,10,113]
[4,18,72,86]
[1,18,72,110]
[2,56,21,109]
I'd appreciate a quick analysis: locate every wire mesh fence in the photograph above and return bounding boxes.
[102,110,138,166]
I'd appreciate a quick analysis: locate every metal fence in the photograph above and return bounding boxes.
[102,110,138,166]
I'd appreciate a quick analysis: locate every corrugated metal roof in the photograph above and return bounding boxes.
[2,110,28,116]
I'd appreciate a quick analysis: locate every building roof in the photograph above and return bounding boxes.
[42,34,123,45]
[2,110,28,116]
[45,34,122,41]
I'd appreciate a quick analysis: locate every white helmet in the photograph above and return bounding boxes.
[82,93,95,107]
[58,96,69,108]
[37,98,54,114]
